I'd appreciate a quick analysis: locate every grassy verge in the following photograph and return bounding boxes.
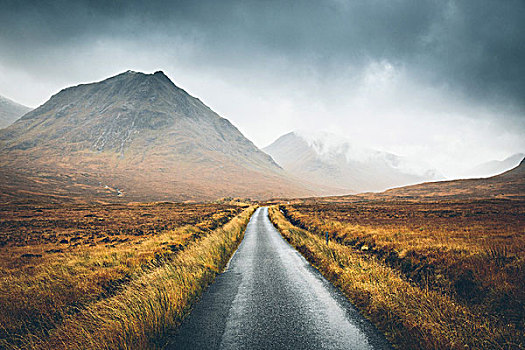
[268,206,521,349]
[1,205,255,349]
[283,202,524,324]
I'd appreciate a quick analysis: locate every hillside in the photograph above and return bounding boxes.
[461,153,524,178]
[264,131,442,194]
[0,71,315,202]
[362,158,525,200]
[0,95,31,129]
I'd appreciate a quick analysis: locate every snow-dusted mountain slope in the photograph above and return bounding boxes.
[264,131,443,193]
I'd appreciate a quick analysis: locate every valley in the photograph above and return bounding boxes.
[0,71,522,349]
[1,1,524,348]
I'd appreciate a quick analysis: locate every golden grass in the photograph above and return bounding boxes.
[268,205,523,349]
[283,202,525,330]
[0,204,255,349]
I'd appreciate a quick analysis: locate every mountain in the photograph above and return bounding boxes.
[0,95,31,128]
[367,158,525,200]
[461,153,524,178]
[263,131,442,194]
[0,71,315,202]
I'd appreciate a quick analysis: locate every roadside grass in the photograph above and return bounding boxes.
[281,202,525,336]
[0,204,254,349]
[268,205,523,349]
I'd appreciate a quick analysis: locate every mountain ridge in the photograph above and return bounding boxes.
[264,131,442,194]
[0,71,313,202]
[461,153,524,178]
[361,157,525,200]
[0,95,31,129]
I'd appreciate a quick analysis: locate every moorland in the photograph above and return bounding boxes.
[0,201,254,349]
[269,196,524,349]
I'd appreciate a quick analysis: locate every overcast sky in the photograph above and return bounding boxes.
[0,0,524,177]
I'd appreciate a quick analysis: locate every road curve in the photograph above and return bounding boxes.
[165,207,391,350]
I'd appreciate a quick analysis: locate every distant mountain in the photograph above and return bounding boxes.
[263,131,442,194]
[0,95,31,128]
[0,71,315,202]
[461,153,524,178]
[367,158,525,200]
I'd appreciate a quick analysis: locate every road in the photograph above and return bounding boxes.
[166,207,391,350]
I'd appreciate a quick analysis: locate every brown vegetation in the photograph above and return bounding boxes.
[0,202,254,349]
[358,158,525,201]
[269,199,524,349]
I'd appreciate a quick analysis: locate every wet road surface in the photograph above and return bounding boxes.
[166,207,391,350]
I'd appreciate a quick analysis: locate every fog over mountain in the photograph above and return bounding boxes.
[0,0,523,178]
[369,157,525,201]
[0,95,31,129]
[461,153,524,179]
[264,131,442,194]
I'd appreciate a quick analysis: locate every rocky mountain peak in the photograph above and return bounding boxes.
[0,70,281,167]
[153,70,167,77]
[0,71,311,201]
[1,70,217,154]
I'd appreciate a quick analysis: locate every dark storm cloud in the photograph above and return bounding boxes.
[1,0,524,111]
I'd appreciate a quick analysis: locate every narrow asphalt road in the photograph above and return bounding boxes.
[166,207,391,350]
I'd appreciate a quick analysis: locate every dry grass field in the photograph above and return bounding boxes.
[0,202,254,349]
[270,199,524,349]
